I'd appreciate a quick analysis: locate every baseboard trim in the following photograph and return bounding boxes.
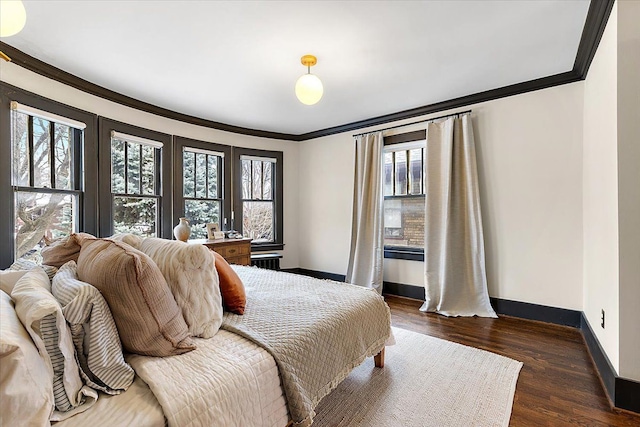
[383,281,425,300]
[489,297,582,328]
[383,280,582,328]
[581,313,640,413]
[616,377,640,413]
[289,268,639,413]
[581,313,617,403]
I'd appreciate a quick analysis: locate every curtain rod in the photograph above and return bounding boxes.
[352,110,472,138]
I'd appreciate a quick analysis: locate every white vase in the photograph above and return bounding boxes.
[173,217,191,242]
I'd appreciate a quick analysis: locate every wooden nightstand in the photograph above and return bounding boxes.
[191,238,252,265]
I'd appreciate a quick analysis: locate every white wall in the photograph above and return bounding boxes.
[616,0,640,381]
[299,83,585,311]
[582,1,619,373]
[0,62,300,269]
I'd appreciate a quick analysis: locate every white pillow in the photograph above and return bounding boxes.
[11,268,97,420]
[53,261,135,395]
[139,237,223,338]
[0,289,54,426]
[0,270,28,295]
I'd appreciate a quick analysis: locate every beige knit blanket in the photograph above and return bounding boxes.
[222,266,392,427]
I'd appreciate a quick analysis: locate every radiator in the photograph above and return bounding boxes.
[251,254,282,271]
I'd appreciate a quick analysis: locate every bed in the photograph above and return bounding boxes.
[2,246,392,427]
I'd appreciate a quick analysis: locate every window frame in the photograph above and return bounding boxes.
[0,82,98,269]
[232,147,284,251]
[383,129,426,262]
[98,117,173,238]
[173,136,232,235]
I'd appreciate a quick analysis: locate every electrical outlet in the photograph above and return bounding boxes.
[601,309,605,329]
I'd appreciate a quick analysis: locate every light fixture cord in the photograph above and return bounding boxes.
[307,65,311,74]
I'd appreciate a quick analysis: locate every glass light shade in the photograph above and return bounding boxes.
[295,73,323,105]
[0,0,27,37]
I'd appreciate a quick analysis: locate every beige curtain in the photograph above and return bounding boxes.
[346,132,384,293]
[421,115,497,317]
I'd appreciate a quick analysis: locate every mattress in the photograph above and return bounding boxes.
[56,330,289,427]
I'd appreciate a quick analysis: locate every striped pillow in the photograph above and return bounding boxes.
[11,268,98,419]
[40,314,74,411]
[52,261,134,395]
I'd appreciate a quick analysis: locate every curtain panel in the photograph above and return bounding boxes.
[421,115,496,317]
[346,132,384,294]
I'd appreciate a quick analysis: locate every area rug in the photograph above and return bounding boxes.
[314,327,522,427]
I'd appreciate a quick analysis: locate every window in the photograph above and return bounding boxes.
[174,137,231,239]
[10,103,84,259]
[99,118,172,238]
[0,82,98,268]
[383,131,426,260]
[233,148,283,250]
[109,132,162,237]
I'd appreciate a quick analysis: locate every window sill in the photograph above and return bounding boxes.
[384,247,424,262]
[251,243,284,252]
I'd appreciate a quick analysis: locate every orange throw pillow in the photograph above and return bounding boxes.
[211,251,246,315]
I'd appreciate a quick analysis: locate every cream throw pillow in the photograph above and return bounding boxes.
[11,268,98,421]
[0,270,28,295]
[0,289,54,427]
[139,238,223,338]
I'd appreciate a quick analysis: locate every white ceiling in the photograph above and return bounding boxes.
[3,0,591,135]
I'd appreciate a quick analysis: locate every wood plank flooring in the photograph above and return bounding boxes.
[385,295,640,427]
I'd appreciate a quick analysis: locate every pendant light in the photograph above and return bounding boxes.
[0,0,27,37]
[295,54,323,105]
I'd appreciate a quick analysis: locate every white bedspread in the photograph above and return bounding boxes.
[127,329,288,427]
[54,376,165,427]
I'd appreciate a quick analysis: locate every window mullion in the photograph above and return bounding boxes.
[49,121,56,189]
[192,152,197,198]
[405,150,410,195]
[138,143,142,195]
[391,151,396,196]
[206,154,210,199]
[218,155,222,200]
[28,116,34,187]
[250,160,254,199]
[123,141,129,195]
[155,148,161,196]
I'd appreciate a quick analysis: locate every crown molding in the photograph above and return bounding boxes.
[0,0,614,142]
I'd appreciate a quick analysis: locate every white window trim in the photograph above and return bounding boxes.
[184,146,225,157]
[111,131,163,148]
[11,101,87,130]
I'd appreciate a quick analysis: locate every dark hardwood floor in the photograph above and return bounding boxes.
[384,295,640,427]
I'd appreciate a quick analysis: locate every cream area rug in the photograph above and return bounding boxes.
[314,327,523,427]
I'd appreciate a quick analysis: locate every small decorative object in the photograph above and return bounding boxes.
[173,218,191,242]
[206,223,221,240]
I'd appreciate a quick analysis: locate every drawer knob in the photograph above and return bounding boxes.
[228,249,237,254]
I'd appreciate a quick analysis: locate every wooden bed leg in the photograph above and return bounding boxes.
[374,348,385,368]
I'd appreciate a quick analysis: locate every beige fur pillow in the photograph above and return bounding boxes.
[139,238,223,338]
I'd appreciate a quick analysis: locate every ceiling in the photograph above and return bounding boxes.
[2,0,591,136]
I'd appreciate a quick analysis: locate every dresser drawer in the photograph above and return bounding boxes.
[195,238,252,266]
[215,244,250,258]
